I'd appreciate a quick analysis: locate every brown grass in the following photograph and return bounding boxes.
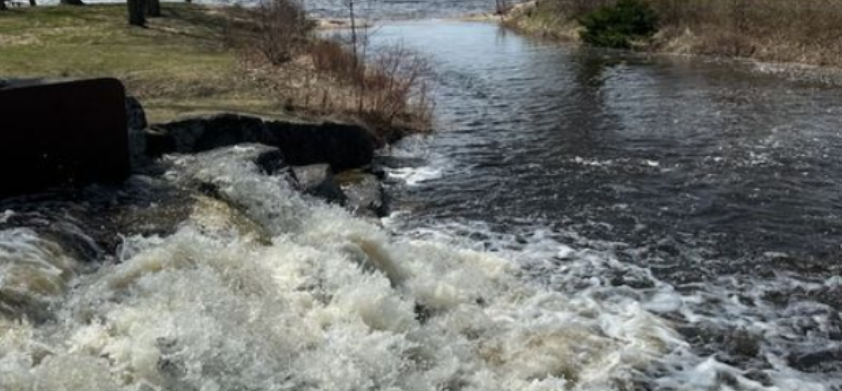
[501,1,582,42]
[0,4,290,123]
[0,3,433,139]
[508,0,842,67]
[226,1,433,141]
[648,0,842,67]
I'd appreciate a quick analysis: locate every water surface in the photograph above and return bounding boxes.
[1,14,841,391]
[381,21,842,388]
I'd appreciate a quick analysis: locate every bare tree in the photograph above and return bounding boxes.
[495,0,510,15]
[251,0,309,64]
[128,0,146,26]
[348,0,358,61]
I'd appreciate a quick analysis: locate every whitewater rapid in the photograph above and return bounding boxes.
[0,144,837,391]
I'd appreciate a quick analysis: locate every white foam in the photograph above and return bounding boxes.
[0,210,13,224]
[389,165,444,186]
[1,146,838,390]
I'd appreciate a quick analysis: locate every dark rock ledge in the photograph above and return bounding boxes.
[144,113,379,172]
[139,113,391,219]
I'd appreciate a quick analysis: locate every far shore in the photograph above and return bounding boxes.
[496,0,842,80]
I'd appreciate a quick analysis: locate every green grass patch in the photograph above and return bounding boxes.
[0,4,286,123]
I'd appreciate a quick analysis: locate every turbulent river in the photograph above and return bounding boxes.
[3,7,842,391]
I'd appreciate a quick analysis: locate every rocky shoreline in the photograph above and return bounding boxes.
[136,113,393,220]
[0,83,409,320]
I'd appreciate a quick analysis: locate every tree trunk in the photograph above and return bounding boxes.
[0,1,6,11]
[146,0,160,17]
[128,0,146,27]
[29,0,36,6]
[59,0,85,5]
[185,0,191,3]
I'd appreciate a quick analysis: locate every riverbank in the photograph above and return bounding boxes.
[0,4,270,123]
[0,3,431,140]
[501,0,842,70]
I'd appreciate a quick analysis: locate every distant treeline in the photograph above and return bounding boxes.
[530,0,842,66]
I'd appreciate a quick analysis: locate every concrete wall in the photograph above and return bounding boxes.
[0,78,131,197]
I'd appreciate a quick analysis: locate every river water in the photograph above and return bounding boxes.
[384,22,842,261]
[2,7,842,391]
[380,21,842,390]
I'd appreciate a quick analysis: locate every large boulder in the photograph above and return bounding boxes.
[290,164,347,205]
[147,114,378,171]
[263,120,378,171]
[149,113,266,154]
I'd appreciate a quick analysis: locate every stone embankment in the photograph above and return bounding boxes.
[0,78,392,220]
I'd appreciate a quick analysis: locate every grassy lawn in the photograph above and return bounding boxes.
[0,4,288,123]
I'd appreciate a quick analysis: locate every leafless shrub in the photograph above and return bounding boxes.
[309,37,433,139]
[310,39,363,83]
[359,43,434,138]
[225,0,433,139]
[228,0,311,65]
[495,0,512,15]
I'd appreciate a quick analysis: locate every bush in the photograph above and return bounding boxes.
[310,39,433,140]
[225,2,434,139]
[229,0,311,65]
[579,0,658,48]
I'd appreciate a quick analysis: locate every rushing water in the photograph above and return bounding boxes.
[379,21,842,389]
[3,11,842,391]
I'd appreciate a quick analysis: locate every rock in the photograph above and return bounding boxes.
[111,177,197,240]
[290,164,347,205]
[264,120,379,171]
[787,348,842,373]
[125,96,148,169]
[0,78,131,198]
[125,96,147,132]
[147,114,379,171]
[143,129,177,159]
[723,328,760,360]
[414,302,433,324]
[336,171,389,218]
[149,113,266,154]
[367,164,387,180]
[254,148,287,176]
